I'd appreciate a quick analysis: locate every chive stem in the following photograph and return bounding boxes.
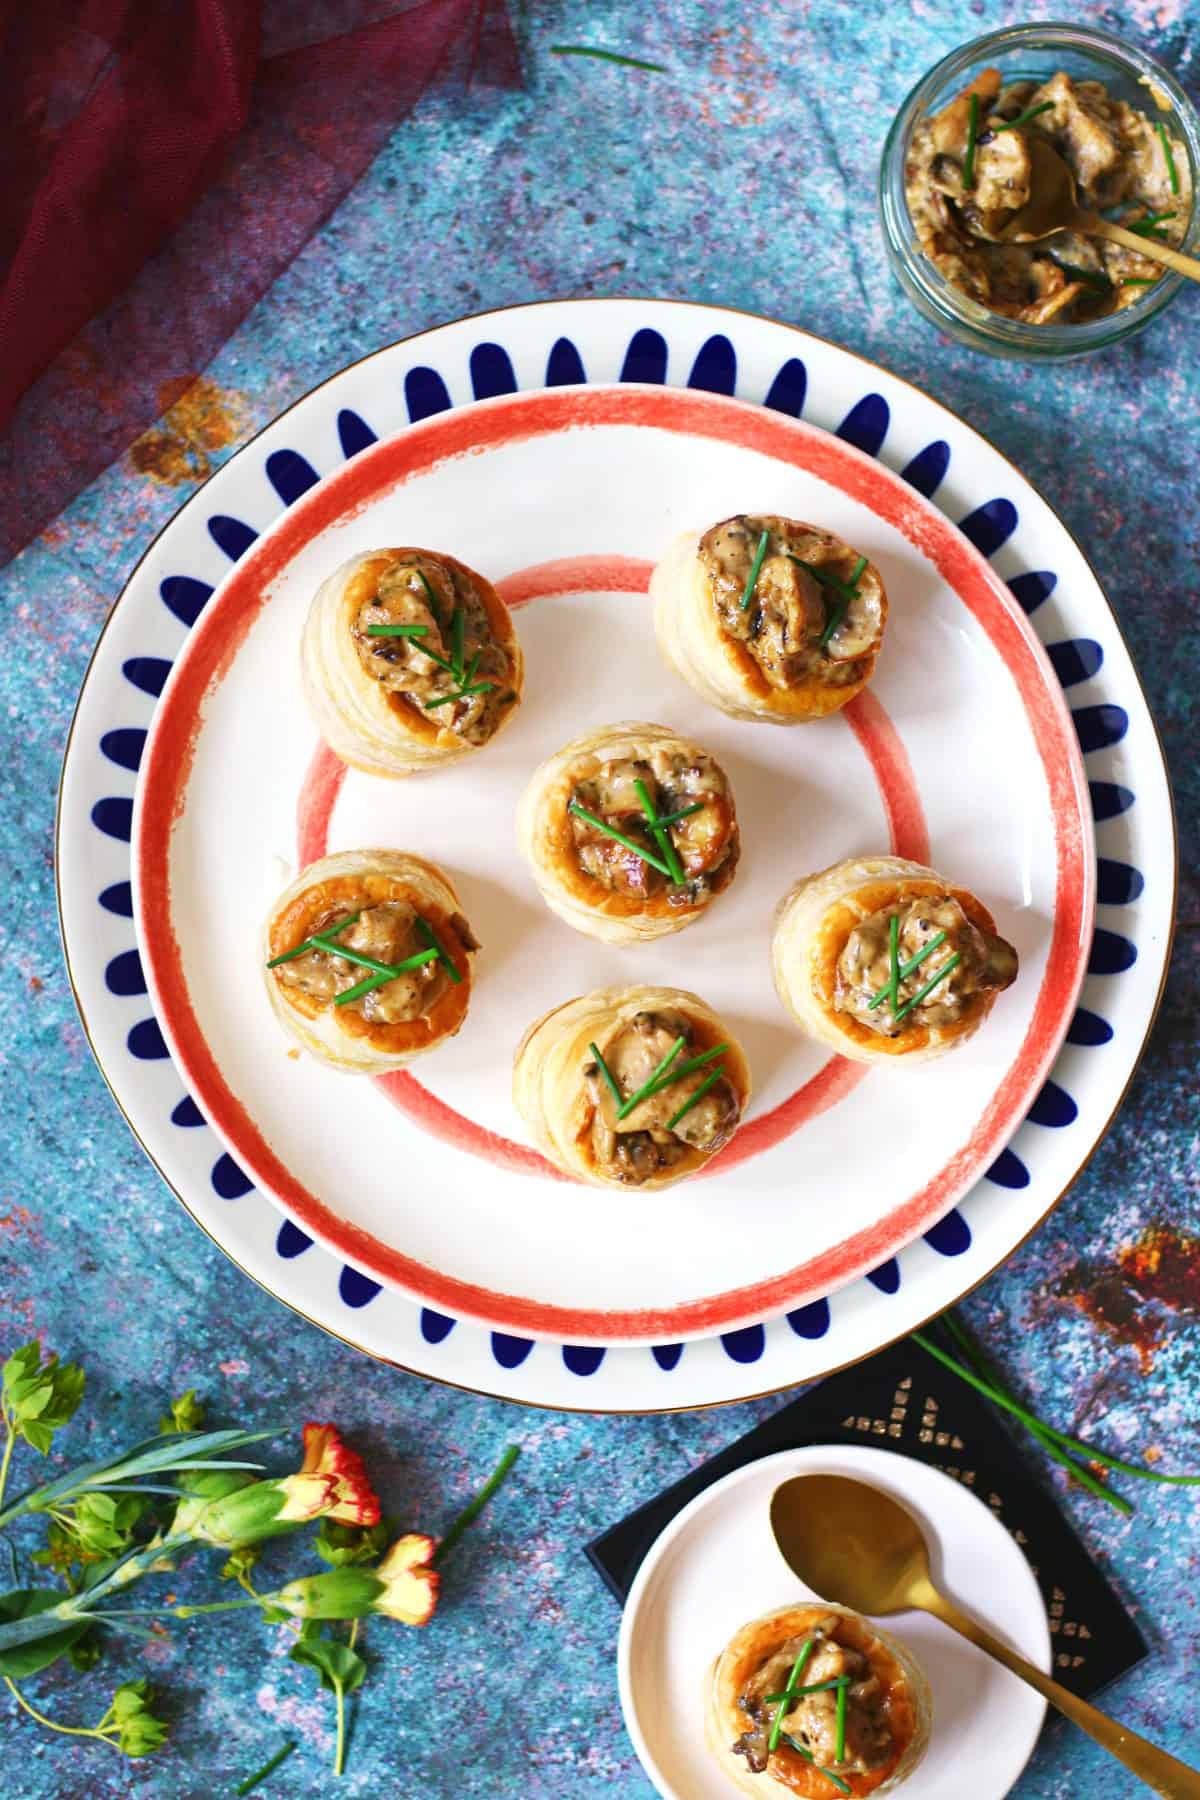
[332,948,439,1008]
[236,1740,297,1795]
[587,1043,624,1109]
[779,1737,851,1794]
[665,1065,728,1132]
[868,928,948,1011]
[885,914,900,1015]
[768,1640,814,1755]
[835,1678,847,1765]
[416,916,463,985]
[765,1677,854,1701]
[638,1042,729,1101]
[995,100,1054,132]
[913,1331,1200,1488]
[616,1035,686,1120]
[963,91,980,190]
[634,778,686,886]
[891,952,961,1025]
[415,569,442,626]
[653,801,705,828]
[567,801,672,877]
[739,528,771,612]
[940,1315,1132,1515]
[550,44,667,72]
[1157,120,1180,194]
[365,623,428,637]
[266,912,362,969]
[433,1445,521,1565]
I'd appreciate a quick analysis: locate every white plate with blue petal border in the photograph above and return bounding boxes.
[56,299,1174,1410]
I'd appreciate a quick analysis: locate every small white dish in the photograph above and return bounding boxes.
[618,1444,1049,1800]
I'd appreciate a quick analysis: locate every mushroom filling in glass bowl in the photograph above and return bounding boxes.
[906,64,1191,325]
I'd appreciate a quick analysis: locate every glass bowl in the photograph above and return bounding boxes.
[878,21,1200,359]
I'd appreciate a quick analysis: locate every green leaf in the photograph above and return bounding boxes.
[314,1516,392,1568]
[66,1630,103,1672]
[108,1679,169,1757]
[159,1390,205,1435]
[0,1590,89,1678]
[2,1344,85,1451]
[1,1427,274,1521]
[290,1636,367,1696]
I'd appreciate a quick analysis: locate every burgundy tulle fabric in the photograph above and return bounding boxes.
[0,0,518,565]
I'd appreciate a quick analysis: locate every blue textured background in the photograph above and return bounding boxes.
[2,2,1198,1794]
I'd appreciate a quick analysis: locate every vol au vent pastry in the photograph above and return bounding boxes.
[512,986,751,1190]
[706,1604,932,1797]
[516,721,740,945]
[302,547,523,777]
[263,850,477,1072]
[772,855,1018,1065]
[652,515,886,724]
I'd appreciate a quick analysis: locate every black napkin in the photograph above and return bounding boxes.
[586,1332,1146,1700]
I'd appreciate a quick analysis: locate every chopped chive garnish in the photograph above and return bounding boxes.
[764,1677,854,1701]
[587,1042,624,1108]
[550,44,667,72]
[1128,209,1176,238]
[653,801,705,828]
[616,1035,686,1121]
[416,568,442,625]
[884,912,900,1015]
[891,950,962,1026]
[333,948,439,1007]
[738,527,771,612]
[645,1042,728,1090]
[425,681,494,709]
[1047,257,1112,292]
[779,1737,851,1794]
[236,1739,296,1795]
[266,912,362,968]
[1157,120,1180,195]
[768,1642,815,1755]
[567,801,672,877]
[835,1679,847,1765]
[995,100,1053,132]
[634,777,686,885]
[665,1065,728,1132]
[416,916,462,984]
[414,642,461,678]
[1122,276,1159,286]
[366,622,429,637]
[868,926,948,1011]
[308,941,413,980]
[788,556,860,600]
[963,91,980,190]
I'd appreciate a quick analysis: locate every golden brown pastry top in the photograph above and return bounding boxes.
[698,515,884,696]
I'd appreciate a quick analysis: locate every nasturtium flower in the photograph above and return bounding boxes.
[273,1534,439,1627]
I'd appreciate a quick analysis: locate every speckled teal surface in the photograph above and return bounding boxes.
[2,3,1198,1794]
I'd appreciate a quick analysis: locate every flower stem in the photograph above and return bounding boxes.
[433,1444,521,1566]
[4,1677,112,1744]
[173,1595,269,1619]
[0,1415,15,1518]
[334,1680,347,1777]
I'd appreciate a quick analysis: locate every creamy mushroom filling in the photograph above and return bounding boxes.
[351,556,515,745]
[905,69,1190,324]
[569,747,737,906]
[698,516,883,690]
[583,1009,738,1184]
[835,896,1017,1037]
[732,1623,894,1777]
[275,900,473,1025]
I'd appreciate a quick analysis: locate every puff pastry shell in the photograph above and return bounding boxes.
[512,985,751,1190]
[771,855,1016,1065]
[301,547,523,777]
[516,720,740,945]
[705,1603,932,1798]
[263,849,476,1072]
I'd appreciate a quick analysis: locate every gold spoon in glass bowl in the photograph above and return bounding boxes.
[770,1474,1200,1797]
[993,133,1200,284]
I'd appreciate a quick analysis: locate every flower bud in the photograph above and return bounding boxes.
[273,1567,385,1621]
